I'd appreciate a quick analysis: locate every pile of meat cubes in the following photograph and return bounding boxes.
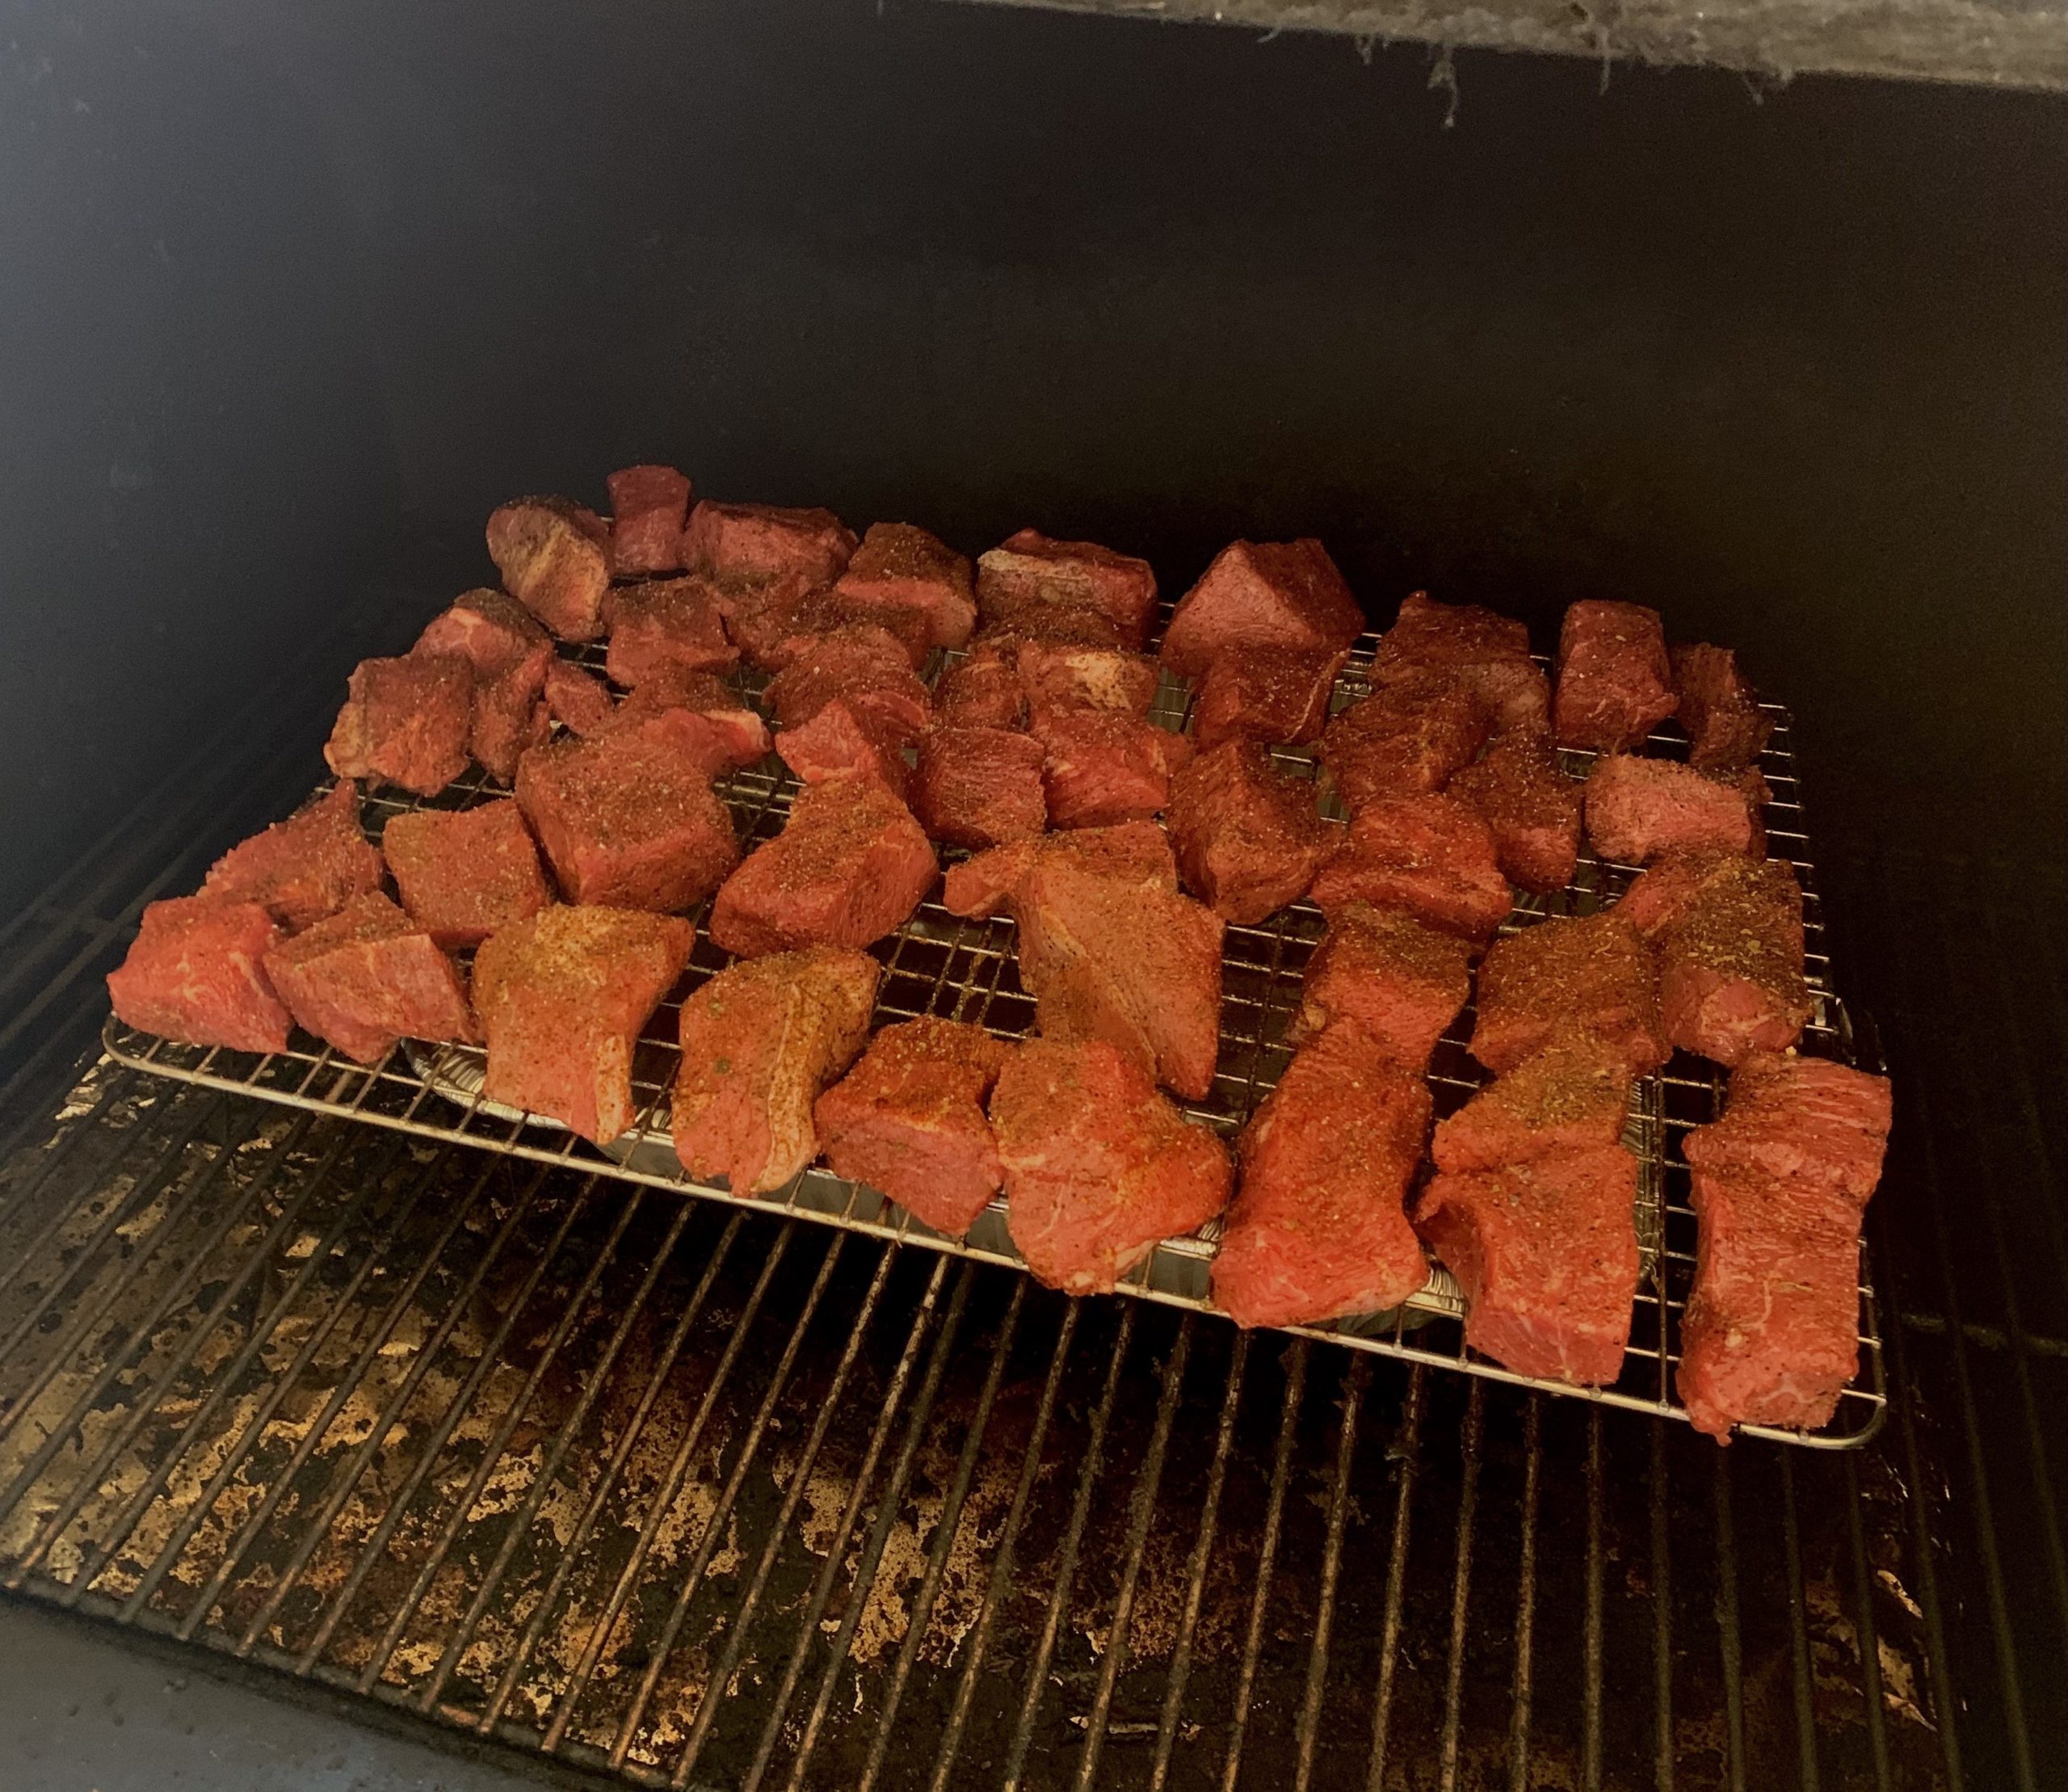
[106,462,1889,1441]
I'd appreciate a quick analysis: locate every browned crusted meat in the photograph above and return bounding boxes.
[107,896,292,1054]
[974,530,1158,650]
[911,726,1049,848]
[381,800,550,949]
[1291,901,1474,1067]
[1191,644,1345,751]
[1553,600,1677,753]
[1319,672,1490,808]
[487,496,612,642]
[605,465,692,577]
[1585,754,1759,865]
[1469,913,1666,1075]
[832,521,977,650]
[1166,742,1333,926]
[1448,730,1583,894]
[1372,591,1549,735]
[1671,644,1773,772]
[1308,793,1511,942]
[201,783,385,934]
[324,653,474,797]
[1160,539,1363,682]
[263,892,476,1065]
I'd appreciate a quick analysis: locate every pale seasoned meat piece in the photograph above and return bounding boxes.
[1448,730,1583,894]
[515,730,739,913]
[543,659,617,738]
[776,699,913,798]
[1585,754,1759,865]
[415,589,554,780]
[1671,644,1774,772]
[1414,1144,1640,1385]
[672,947,879,1193]
[1678,1053,1892,1438]
[382,800,550,949]
[1654,857,1811,1066]
[487,496,612,642]
[1015,641,1159,718]
[832,521,977,650]
[1553,600,1676,753]
[1291,901,1473,1066]
[603,576,738,686]
[473,905,694,1144]
[975,529,1158,650]
[816,1017,1013,1234]
[202,782,385,933]
[1214,1029,1432,1328]
[1161,539,1364,682]
[1372,591,1549,735]
[607,667,771,776]
[912,726,1048,848]
[324,652,474,797]
[1318,671,1489,808]
[1309,793,1511,942]
[934,639,1028,730]
[1191,644,1344,752]
[681,500,857,587]
[263,892,476,1065]
[763,624,931,742]
[708,774,938,957]
[1469,913,1666,1075]
[1034,709,1190,829]
[107,896,291,1054]
[992,1037,1233,1294]
[1166,741,1332,925]
[1433,1029,1633,1171]
[605,464,692,577]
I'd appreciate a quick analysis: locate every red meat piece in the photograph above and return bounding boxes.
[515,730,739,912]
[1160,539,1363,682]
[1015,641,1158,718]
[974,529,1158,650]
[1650,857,1811,1065]
[607,667,771,776]
[934,640,1028,730]
[672,946,880,1193]
[1309,793,1511,942]
[750,584,934,672]
[1318,672,1489,808]
[415,589,554,781]
[544,660,617,738]
[1191,644,1344,752]
[1585,754,1758,865]
[1687,1051,1891,1197]
[1033,709,1190,829]
[202,783,385,933]
[1166,741,1332,925]
[991,1037,1233,1294]
[605,465,692,577]
[815,1017,1014,1234]
[324,652,474,797]
[487,496,612,642]
[763,625,931,742]
[941,817,1175,916]
[262,892,475,1064]
[1469,913,1666,1075]
[681,500,857,587]
[1433,1029,1633,1171]
[473,905,695,1144]
[107,896,291,1054]
[832,521,977,650]
[911,726,1049,848]
[708,774,937,957]
[1553,600,1676,753]
[603,577,738,686]
[1372,591,1549,735]
[1671,644,1774,772]
[776,699,913,799]
[380,800,551,949]
[1448,730,1583,894]
[1291,901,1473,1066]
[1613,849,1746,941]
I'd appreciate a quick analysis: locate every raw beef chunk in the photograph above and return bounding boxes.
[324,653,474,797]
[415,589,554,780]
[263,892,476,1064]
[1291,901,1473,1066]
[1166,742,1332,925]
[763,625,931,742]
[992,1037,1233,1294]
[515,730,739,912]
[941,817,1175,917]
[776,699,913,797]
[1586,754,1759,865]
[1214,1030,1433,1328]
[1414,1145,1640,1385]
[1677,1053,1891,1437]
[1160,539,1364,681]
[1449,730,1583,894]
[681,500,857,587]
[1671,644,1774,772]
[107,896,291,1054]
[1612,848,1746,940]
[672,946,879,1192]
[609,668,771,776]
[912,726,1049,848]
[832,521,977,650]
[381,800,551,949]
[935,641,1028,730]
[748,583,934,671]
[1469,913,1667,1075]
[1191,645,1345,752]
[816,1017,1014,1234]
[1309,793,1512,942]
[544,660,617,738]
[487,496,612,642]
[605,465,692,577]
[1433,1029,1633,1171]
[1034,709,1190,829]
[604,577,738,686]
[709,774,937,957]
[473,905,694,1144]
[1654,858,1810,1065]
[1318,672,1489,806]
[202,783,385,933]
[1016,641,1159,718]
[1553,600,1677,753]
[1372,591,1550,735]
[975,530,1158,650]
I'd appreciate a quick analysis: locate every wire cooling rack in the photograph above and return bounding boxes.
[104,620,1887,1449]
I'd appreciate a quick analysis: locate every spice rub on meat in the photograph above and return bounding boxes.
[1166,742,1333,926]
[1469,912,1667,1076]
[1671,644,1773,773]
[107,896,292,1054]
[912,726,1049,848]
[1033,708,1190,829]
[975,529,1158,650]
[681,500,857,588]
[604,576,738,687]
[1191,644,1345,752]
[381,800,550,950]
[1160,539,1363,682]
[202,782,385,934]
[1318,672,1489,807]
[414,589,554,780]
[605,464,692,578]
[1448,730,1583,894]
[487,496,612,642]
[1585,754,1759,865]
[1309,793,1512,943]
[263,892,476,1065]
[1553,600,1677,753]
[1372,591,1549,736]
[324,652,475,797]
[1433,1029,1633,1171]
[833,521,977,650]
[1291,901,1474,1067]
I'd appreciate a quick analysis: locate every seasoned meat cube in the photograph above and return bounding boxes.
[1433,1029,1633,1170]
[992,1037,1233,1294]
[681,500,857,587]
[381,800,550,949]
[1449,730,1582,895]
[816,1017,1013,1234]
[1318,672,1489,808]
[1160,539,1363,682]
[940,817,1174,916]
[1309,793,1511,942]
[263,892,475,1065]
[1671,644,1774,772]
[1612,848,1744,940]
[473,905,694,1144]
[763,624,931,742]
[1015,641,1158,718]
[544,659,616,738]
[202,783,385,933]
[1414,1144,1640,1385]
[1291,901,1473,1066]
[1166,741,1332,925]
[1553,600,1676,753]
[603,577,738,687]
[1372,591,1549,736]
[1470,913,1665,1075]
[1214,1029,1432,1328]
[605,464,692,576]
[832,521,977,650]
[751,584,934,671]
[487,495,612,642]
[1191,644,1344,752]
[975,529,1158,650]
[709,774,937,957]
[324,652,474,797]
[608,667,771,776]
[1654,857,1811,1065]
[1585,754,1758,865]
[107,896,291,1054]
[1034,709,1190,829]
[415,589,553,780]
[1683,1051,1891,1198]
[935,640,1028,730]
[515,730,739,913]
[776,699,913,798]
[672,947,879,1193]
[912,726,1048,848]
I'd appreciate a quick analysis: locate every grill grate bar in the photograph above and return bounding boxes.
[1583,1410,1606,1792]
[1711,1452,1749,1792]
[1437,1380,1487,1792]
[1362,1361,1425,1792]
[1650,1421,1676,1792]
[1295,1353,1369,1792]
[1221,1339,1306,1792]
[1507,1394,1543,1792]
[1780,1452,1825,1792]
[1844,1451,1898,1787]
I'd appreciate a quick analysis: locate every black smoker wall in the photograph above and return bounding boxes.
[1,0,2062,915]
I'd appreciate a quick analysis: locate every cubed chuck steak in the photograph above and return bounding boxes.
[1433,1029,1633,1170]
[1015,641,1159,718]
[1318,672,1490,806]
[263,892,476,1064]
[1291,901,1474,1066]
[1469,913,1666,1075]
[1671,644,1773,772]
[681,500,857,587]
[414,589,554,780]
[776,699,914,798]
[1166,741,1332,925]
[1372,591,1549,735]
[1448,730,1583,894]
[604,577,738,686]
[487,496,612,642]
[1191,644,1345,751]
[107,896,292,1054]
[833,522,977,650]
[1585,754,1759,865]
[911,726,1049,848]
[1553,600,1677,753]
[605,465,692,576]
[935,640,1028,730]
[975,530,1158,650]
[607,668,771,776]
[1650,856,1811,1065]
[763,624,931,743]
[1309,793,1512,942]
[748,584,934,671]
[544,660,618,738]
[202,782,385,933]
[1160,539,1364,682]
[381,800,550,949]
[324,652,474,797]
[1034,709,1190,829]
